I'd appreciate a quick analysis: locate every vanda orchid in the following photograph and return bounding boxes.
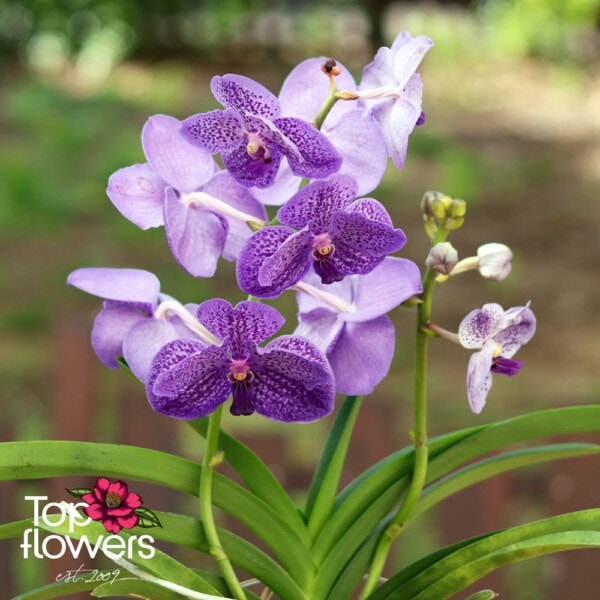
[3,29,599,600]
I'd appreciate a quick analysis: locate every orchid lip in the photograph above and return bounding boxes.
[491,356,523,377]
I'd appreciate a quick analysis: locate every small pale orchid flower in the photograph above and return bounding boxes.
[458,302,536,413]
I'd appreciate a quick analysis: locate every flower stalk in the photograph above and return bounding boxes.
[359,228,448,599]
[199,404,247,600]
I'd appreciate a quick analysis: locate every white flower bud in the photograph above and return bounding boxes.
[425,242,458,275]
[477,243,512,281]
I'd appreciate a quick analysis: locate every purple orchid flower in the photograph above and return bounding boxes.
[67,267,217,383]
[107,114,267,278]
[180,74,342,189]
[294,257,423,395]
[458,302,536,414]
[252,58,388,205]
[147,299,335,422]
[237,174,407,298]
[358,31,434,169]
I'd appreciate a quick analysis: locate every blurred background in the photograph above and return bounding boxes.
[0,0,599,598]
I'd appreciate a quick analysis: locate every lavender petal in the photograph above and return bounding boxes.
[67,267,160,313]
[163,188,226,278]
[466,341,497,414]
[459,303,505,349]
[327,316,395,395]
[106,164,166,230]
[142,114,216,193]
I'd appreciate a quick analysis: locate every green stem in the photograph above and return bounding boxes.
[360,229,449,598]
[199,404,247,600]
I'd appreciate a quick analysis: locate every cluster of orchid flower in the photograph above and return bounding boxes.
[68,31,535,424]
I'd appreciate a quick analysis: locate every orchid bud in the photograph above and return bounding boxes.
[426,242,458,275]
[477,243,513,281]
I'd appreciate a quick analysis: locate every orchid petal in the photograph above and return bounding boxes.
[106,163,166,229]
[142,114,216,192]
[163,188,226,278]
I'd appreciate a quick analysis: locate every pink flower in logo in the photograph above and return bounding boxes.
[81,477,143,534]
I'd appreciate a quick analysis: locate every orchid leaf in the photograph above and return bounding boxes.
[410,442,600,523]
[369,509,600,599]
[305,395,363,539]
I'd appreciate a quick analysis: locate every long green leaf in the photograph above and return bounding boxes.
[410,443,600,523]
[369,509,600,599]
[187,418,307,539]
[427,405,600,485]
[305,395,363,539]
[412,531,600,600]
[0,441,200,494]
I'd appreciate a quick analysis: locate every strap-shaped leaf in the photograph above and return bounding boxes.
[411,442,600,522]
[305,395,363,540]
[369,509,600,599]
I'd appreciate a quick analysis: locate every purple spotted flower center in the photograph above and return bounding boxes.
[311,233,343,284]
[491,355,523,377]
[227,358,256,416]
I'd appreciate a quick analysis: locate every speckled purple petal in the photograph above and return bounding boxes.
[142,114,216,193]
[67,267,160,313]
[106,163,166,230]
[196,299,284,347]
[330,212,406,275]
[347,198,395,225]
[277,174,358,230]
[180,109,245,153]
[251,335,335,422]
[273,117,341,179]
[201,171,267,260]
[123,316,204,384]
[211,74,281,119]
[258,228,314,288]
[327,316,395,395]
[494,306,536,358]
[222,142,282,188]
[466,340,496,414]
[458,303,506,349]
[237,226,310,298]
[91,303,148,369]
[147,339,230,419]
[163,187,226,278]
